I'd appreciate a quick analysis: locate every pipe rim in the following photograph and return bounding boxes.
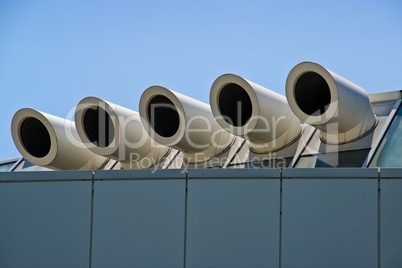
[210,74,259,135]
[139,86,186,146]
[286,62,338,125]
[75,97,120,156]
[11,108,58,166]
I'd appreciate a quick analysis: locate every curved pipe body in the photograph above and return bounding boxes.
[11,108,107,170]
[139,86,234,163]
[210,74,302,153]
[75,97,171,169]
[286,61,377,144]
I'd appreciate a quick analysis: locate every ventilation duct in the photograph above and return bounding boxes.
[139,86,235,163]
[75,97,171,169]
[210,74,302,153]
[11,108,108,170]
[286,61,377,144]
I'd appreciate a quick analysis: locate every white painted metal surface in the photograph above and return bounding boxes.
[210,74,302,153]
[286,61,377,144]
[139,86,235,163]
[11,108,107,170]
[75,97,171,169]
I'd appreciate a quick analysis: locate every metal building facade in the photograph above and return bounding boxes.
[1,168,402,267]
[3,61,402,267]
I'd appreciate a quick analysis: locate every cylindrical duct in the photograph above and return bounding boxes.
[11,108,108,170]
[210,74,302,153]
[75,97,171,169]
[286,61,377,144]
[139,86,234,163]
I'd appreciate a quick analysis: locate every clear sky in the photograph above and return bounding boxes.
[1,0,401,161]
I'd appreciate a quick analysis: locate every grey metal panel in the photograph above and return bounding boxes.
[187,168,280,179]
[186,178,280,268]
[282,167,378,178]
[0,170,93,182]
[380,168,402,178]
[0,181,92,268]
[94,168,186,180]
[371,100,398,116]
[369,90,402,103]
[282,179,377,268]
[91,179,185,268]
[381,179,402,268]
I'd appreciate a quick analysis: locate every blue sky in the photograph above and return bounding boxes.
[1,0,402,160]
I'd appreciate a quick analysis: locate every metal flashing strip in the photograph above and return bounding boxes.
[187,168,281,179]
[379,168,402,178]
[282,168,379,179]
[94,168,186,181]
[0,170,93,183]
[1,165,401,181]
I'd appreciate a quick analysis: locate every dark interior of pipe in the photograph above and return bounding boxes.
[20,117,51,158]
[83,106,115,147]
[147,95,180,138]
[294,72,331,116]
[218,83,252,127]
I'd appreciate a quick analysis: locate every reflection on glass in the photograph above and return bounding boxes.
[12,159,51,172]
[296,149,370,168]
[22,160,35,169]
[226,164,246,169]
[370,104,402,167]
[0,161,17,172]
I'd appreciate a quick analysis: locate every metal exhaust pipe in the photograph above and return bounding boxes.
[139,86,235,163]
[210,74,302,153]
[11,108,108,170]
[75,97,171,169]
[286,61,377,144]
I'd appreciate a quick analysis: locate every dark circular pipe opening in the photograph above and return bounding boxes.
[218,83,252,127]
[83,106,115,147]
[147,95,180,138]
[294,72,331,116]
[20,117,51,158]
